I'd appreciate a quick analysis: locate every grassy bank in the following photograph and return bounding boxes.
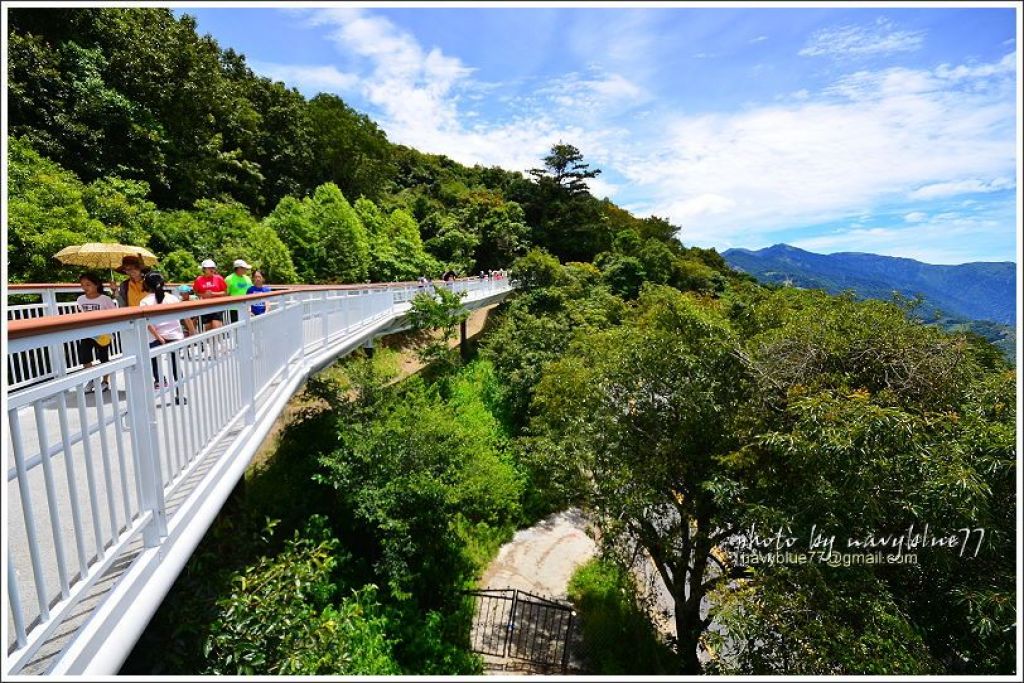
[566,557,677,675]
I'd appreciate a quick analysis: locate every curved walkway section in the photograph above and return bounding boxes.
[4,279,515,675]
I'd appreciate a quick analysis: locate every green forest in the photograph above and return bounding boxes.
[7,8,1017,676]
[8,7,720,288]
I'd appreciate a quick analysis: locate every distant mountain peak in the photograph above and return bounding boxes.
[722,245,1015,326]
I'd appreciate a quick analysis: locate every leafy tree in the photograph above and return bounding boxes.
[423,213,479,275]
[7,136,107,282]
[160,249,199,283]
[202,517,400,675]
[509,248,562,290]
[387,209,438,280]
[408,287,470,369]
[189,199,256,262]
[8,26,161,184]
[234,66,314,211]
[638,239,675,285]
[356,198,399,281]
[531,286,751,674]
[82,176,156,247]
[220,224,298,284]
[263,195,319,282]
[638,215,683,246]
[308,94,394,202]
[308,183,370,282]
[611,229,642,257]
[671,257,724,295]
[7,8,310,212]
[597,253,646,299]
[148,209,203,261]
[528,142,601,195]
[707,565,939,674]
[457,190,529,271]
[315,380,519,607]
[717,288,1017,674]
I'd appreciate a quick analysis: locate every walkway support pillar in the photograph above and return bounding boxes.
[460,319,469,360]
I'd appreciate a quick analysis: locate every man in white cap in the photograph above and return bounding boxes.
[192,258,228,331]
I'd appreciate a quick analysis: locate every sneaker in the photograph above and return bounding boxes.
[174,396,188,405]
[84,385,96,395]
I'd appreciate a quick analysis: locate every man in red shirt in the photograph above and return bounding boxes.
[193,259,228,331]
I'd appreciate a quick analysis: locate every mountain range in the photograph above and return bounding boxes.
[723,244,1016,325]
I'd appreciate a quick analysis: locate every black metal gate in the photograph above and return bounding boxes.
[466,588,575,672]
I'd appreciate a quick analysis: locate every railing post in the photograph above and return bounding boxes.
[123,319,167,545]
[236,305,257,426]
[562,610,575,673]
[40,289,59,316]
[321,292,330,349]
[40,290,68,378]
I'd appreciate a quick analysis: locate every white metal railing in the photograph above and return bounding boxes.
[3,276,515,674]
[5,281,483,392]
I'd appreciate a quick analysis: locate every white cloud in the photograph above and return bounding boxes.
[274,9,1014,260]
[307,7,474,139]
[908,177,1015,200]
[903,212,927,223]
[750,35,768,44]
[249,61,358,93]
[290,8,625,175]
[538,71,648,112]
[617,52,1016,245]
[799,18,925,58]
[936,52,1015,80]
[661,194,736,221]
[586,176,623,201]
[564,10,662,79]
[790,213,1010,264]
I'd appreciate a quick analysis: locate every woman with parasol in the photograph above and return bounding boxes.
[52,243,158,308]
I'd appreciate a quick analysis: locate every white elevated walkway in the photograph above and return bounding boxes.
[3,278,515,675]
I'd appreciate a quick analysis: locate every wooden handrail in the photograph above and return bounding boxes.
[7,290,288,341]
[4,278,497,341]
[6,277,492,291]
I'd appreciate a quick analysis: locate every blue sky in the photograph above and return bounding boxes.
[178,4,1018,264]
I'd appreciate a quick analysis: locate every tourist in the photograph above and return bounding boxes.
[225,259,252,324]
[77,272,116,393]
[113,255,150,307]
[192,259,228,331]
[176,284,199,336]
[140,272,187,404]
[225,259,253,297]
[245,269,272,316]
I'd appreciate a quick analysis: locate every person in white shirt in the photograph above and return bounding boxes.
[76,272,117,393]
[140,272,188,404]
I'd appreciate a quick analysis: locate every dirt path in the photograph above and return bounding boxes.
[380,304,495,381]
[480,508,597,599]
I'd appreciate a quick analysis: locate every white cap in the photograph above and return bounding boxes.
[233,259,252,270]
[200,259,216,269]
